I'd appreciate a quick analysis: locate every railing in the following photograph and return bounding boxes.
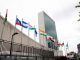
[0,39,54,60]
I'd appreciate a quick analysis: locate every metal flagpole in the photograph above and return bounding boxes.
[21,18,23,55]
[13,15,17,36]
[0,10,8,54]
[0,9,8,39]
[65,42,68,56]
[27,22,30,60]
[10,15,17,57]
[34,25,36,43]
[33,25,36,56]
[65,46,67,56]
[28,22,30,37]
[64,43,66,56]
[28,28,29,37]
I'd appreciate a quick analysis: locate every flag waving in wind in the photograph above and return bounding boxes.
[16,17,22,26]
[16,17,28,29]
[22,21,28,28]
[3,9,8,25]
[29,27,35,30]
[28,24,37,37]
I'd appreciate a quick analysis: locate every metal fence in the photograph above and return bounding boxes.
[0,39,55,60]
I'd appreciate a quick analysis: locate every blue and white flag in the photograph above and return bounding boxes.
[22,21,28,28]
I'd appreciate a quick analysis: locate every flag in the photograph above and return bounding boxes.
[3,9,8,24]
[34,29,37,36]
[22,21,28,28]
[29,27,35,30]
[29,25,37,36]
[40,33,47,36]
[57,43,61,46]
[39,29,46,33]
[50,38,55,42]
[16,17,22,26]
[57,42,64,46]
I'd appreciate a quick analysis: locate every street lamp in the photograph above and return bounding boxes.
[10,32,18,56]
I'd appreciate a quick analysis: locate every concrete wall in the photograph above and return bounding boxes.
[54,50,63,56]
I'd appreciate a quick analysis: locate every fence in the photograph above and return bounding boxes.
[0,39,55,60]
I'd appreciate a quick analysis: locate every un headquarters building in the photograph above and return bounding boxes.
[0,11,63,60]
[38,11,58,50]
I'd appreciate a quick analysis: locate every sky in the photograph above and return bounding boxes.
[0,0,80,55]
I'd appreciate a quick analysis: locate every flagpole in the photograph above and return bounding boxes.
[64,43,66,56]
[21,18,23,54]
[0,9,8,39]
[12,15,17,43]
[39,29,41,46]
[14,15,17,34]
[10,15,17,57]
[28,27,30,37]
[66,46,67,56]
[28,22,30,37]
[34,25,36,42]
[65,42,68,56]
[34,25,38,57]
[34,25,36,56]
[0,10,8,54]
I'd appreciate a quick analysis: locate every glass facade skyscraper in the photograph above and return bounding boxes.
[38,11,58,50]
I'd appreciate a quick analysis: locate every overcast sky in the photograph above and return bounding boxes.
[0,0,80,55]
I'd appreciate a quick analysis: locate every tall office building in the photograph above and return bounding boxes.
[38,11,58,50]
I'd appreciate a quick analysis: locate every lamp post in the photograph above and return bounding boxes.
[10,32,18,56]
